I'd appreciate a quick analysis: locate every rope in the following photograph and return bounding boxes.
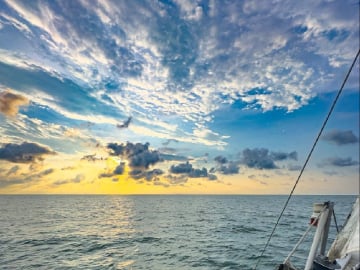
[283,206,327,264]
[253,48,360,270]
[332,209,340,233]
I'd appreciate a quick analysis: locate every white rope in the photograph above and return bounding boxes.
[283,206,327,264]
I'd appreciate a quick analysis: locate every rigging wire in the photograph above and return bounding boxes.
[253,48,360,270]
[332,209,340,233]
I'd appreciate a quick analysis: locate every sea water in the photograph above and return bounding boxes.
[0,195,356,270]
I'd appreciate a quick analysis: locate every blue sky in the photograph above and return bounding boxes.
[0,0,358,194]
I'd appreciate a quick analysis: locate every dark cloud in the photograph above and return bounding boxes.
[169,161,215,180]
[116,117,132,129]
[0,90,29,117]
[107,142,163,169]
[240,148,297,170]
[218,162,240,175]
[271,151,298,161]
[214,155,228,164]
[170,161,193,174]
[188,167,208,178]
[241,148,277,169]
[99,162,126,178]
[114,162,126,175]
[0,142,55,163]
[322,130,359,145]
[321,157,359,167]
[129,168,164,181]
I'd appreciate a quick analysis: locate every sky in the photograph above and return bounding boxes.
[0,0,359,194]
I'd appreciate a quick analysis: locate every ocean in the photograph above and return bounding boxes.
[0,195,356,270]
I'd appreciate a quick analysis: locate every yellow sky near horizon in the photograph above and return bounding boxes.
[1,154,358,195]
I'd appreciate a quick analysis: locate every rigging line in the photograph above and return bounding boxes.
[253,48,360,270]
[332,209,339,233]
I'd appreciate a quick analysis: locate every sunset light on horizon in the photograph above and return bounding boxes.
[0,0,359,195]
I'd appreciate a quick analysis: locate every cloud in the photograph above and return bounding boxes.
[99,162,126,178]
[271,151,298,161]
[320,157,359,167]
[6,165,20,176]
[113,162,126,175]
[240,148,278,169]
[130,168,164,181]
[170,161,193,174]
[240,148,298,170]
[169,161,213,180]
[53,174,85,186]
[165,174,188,185]
[207,174,218,181]
[107,142,163,169]
[288,164,302,171]
[322,130,359,145]
[81,154,101,162]
[218,162,240,175]
[0,142,55,163]
[0,90,29,117]
[214,155,228,164]
[0,168,54,188]
[116,116,132,129]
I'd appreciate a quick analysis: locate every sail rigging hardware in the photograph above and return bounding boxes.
[282,204,328,266]
[253,48,360,270]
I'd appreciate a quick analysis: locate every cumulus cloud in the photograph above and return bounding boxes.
[113,162,126,175]
[320,157,359,167]
[169,161,215,180]
[0,142,55,163]
[0,90,29,117]
[218,162,240,175]
[107,142,162,169]
[322,130,359,145]
[170,161,193,174]
[241,148,277,169]
[214,155,228,164]
[240,148,297,170]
